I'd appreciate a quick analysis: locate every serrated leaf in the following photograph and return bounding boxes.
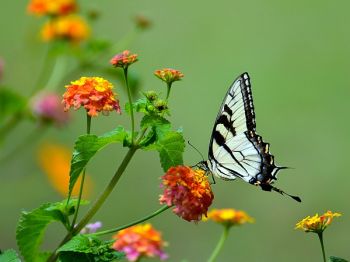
[140,115,170,129]
[0,249,21,262]
[69,126,127,198]
[58,235,124,261]
[0,87,26,123]
[329,256,349,262]
[157,131,185,171]
[16,199,88,262]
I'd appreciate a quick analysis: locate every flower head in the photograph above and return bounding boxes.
[27,0,77,16]
[159,166,214,222]
[154,68,184,85]
[41,15,89,42]
[80,221,102,234]
[113,224,168,261]
[206,208,254,228]
[63,77,121,117]
[110,50,138,69]
[31,91,70,126]
[295,211,341,234]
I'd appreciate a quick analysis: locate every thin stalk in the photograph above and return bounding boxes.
[317,232,326,262]
[70,115,92,229]
[91,205,170,236]
[0,125,48,164]
[47,146,137,262]
[207,226,230,262]
[123,67,135,143]
[0,114,22,141]
[165,82,172,101]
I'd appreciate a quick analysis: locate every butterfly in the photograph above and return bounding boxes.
[197,72,301,202]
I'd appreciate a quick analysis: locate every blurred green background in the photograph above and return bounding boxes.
[1,0,350,261]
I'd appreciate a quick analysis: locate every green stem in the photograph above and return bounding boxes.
[0,114,22,140]
[70,115,92,229]
[47,146,137,262]
[91,205,170,236]
[123,67,135,144]
[317,232,326,262]
[30,44,52,95]
[207,226,230,262]
[165,82,172,101]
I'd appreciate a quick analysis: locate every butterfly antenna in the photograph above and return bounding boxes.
[271,185,302,203]
[187,140,205,162]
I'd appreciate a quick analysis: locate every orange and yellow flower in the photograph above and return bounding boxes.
[41,15,89,42]
[295,211,341,233]
[110,50,138,69]
[37,142,92,197]
[154,68,184,85]
[113,224,168,261]
[62,77,121,117]
[206,208,254,227]
[159,166,214,222]
[27,0,77,16]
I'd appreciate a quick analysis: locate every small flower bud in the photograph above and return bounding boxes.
[154,68,184,85]
[144,90,158,102]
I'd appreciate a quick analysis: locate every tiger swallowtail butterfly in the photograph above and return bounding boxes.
[197,72,301,202]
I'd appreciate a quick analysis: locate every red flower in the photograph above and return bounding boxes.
[27,0,77,16]
[63,77,121,117]
[154,68,184,85]
[113,224,168,261]
[159,166,214,222]
[110,50,138,69]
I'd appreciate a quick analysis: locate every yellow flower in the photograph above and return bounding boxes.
[41,15,90,42]
[37,142,92,197]
[206,208,254,227]
[295,211,341,233]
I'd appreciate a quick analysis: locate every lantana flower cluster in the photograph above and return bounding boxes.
[154,68,184,85]
[159,166,214,222]
[295,211,341,234]
[110,50,138,69]
[27,0,77,16]
[63,76,121,117]
[206,208,254,228]
[112,224,168,261]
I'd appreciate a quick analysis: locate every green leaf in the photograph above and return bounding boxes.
[329,256,349,262]
[69,126,127,198]
[0,87,26,123]
[16,199,88,262]
[140,115,170,129]
[156,130,185,171]
[0,249,21,262]
[58,235,124,261]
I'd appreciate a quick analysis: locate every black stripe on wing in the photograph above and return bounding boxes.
[208,72,257,164]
